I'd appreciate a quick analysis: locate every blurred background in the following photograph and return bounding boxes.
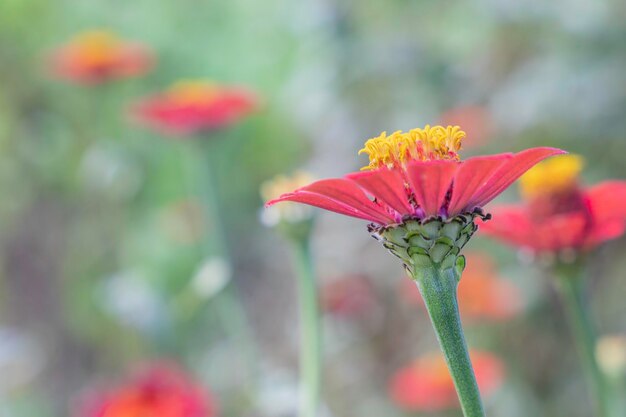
[1,0,626,416]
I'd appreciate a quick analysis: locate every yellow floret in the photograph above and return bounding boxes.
[358,125,465,170]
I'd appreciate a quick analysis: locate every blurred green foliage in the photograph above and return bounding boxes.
[1,1,626,417]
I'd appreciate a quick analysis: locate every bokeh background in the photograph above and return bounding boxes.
[2,0,626,416]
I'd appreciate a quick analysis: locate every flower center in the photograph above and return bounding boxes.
[74,30,121,66]
[358,125,464,170]
[168,80,220,106]
[520,154,591,223]
[519,154,584,200]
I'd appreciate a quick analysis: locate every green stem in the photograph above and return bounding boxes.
[184,140,257,380]
[412,264,485,417]
[291,237,321,417]
[556,266,609,417]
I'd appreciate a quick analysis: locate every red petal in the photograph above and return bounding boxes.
[586,181,626,224]
[481,206,591,252]
[470,148,566,208]
[347,169,412,217]
[447,155,509,216]
[587,220,626,247]
[267,178,395,224]
[388,366,456,411]
[479,205,536,248]
[406,161,459,217]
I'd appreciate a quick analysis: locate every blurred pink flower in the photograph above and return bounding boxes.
[480,155,626,254]
[130,80,258,136]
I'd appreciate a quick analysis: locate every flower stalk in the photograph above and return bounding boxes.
[555,263,610,417]
[290,234,322,417]
[372,215,488,417]
[412,263,486,417]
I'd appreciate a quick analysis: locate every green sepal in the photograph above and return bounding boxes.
[369,213,484,275]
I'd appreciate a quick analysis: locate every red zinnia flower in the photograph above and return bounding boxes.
[389,350,505,411]
[266,125,563,228]
[401,252,523,321]
[76,362,217,417]
[48,30,154,84]
[480,154,626,254]
[130,80,258,136]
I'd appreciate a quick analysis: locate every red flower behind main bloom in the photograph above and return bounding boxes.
[389,350,504,411]
[480,155,626,253]
[267,126,564,226]
[130,80,258,136]
[48,30,154,84]
[76,363,216,417]
[401,252,523,322]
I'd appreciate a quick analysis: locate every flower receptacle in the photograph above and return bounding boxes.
[369,212,488,276]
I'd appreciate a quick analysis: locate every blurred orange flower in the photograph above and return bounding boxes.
[401,252,523,322]
[76,362,216,417]
[389,350,504,411]
[481,155,626,254]
[49,30,154,84]
[439,105,495,148]
[320,274,376,318]
[130,80,258,136]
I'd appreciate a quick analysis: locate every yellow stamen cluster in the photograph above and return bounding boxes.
[168,80,220,105]
[358,125,465,170]
[73,30,121,66]
[519,154,584,199]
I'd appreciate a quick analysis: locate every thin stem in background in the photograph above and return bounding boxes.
[412,264,485,417]
[183,139,257,384]
[556,265,610,417]
[291,236,322,417]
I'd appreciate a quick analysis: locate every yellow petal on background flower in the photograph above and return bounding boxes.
[72,30,122,66]
[168,80,220,105]
[519,154,585,199]
[261,171,316,226]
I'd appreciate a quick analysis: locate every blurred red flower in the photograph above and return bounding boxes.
[130,80,258,136]
[480,155,626,254]
[439,106,495,148]
[76,362,216,417]
[320,274,376,318]
[401,252,523,322]
[267,126,563,226]
[389,350,504,411]
[48,30,154,84]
